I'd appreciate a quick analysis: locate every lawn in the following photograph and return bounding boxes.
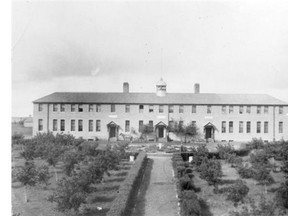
[12,123,32,138]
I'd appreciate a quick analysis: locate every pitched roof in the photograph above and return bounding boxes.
[33,92,287,105]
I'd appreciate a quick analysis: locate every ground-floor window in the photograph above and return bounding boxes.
[239,121,243,133]
[53,119,57,131]
[264,121,268,133]
[125,120,130,132]
[71,120,75,131]
[221,121,226,133]
[89,120,93,132]
[229,121,233,133]
[246,121,251,133]
[139,120,144,132]
[78,120,83,131]
[149,120,153,128]
[256,121,261,133]
[96,120,101,132]
[38,119,43,131]
[60,119,65,131]
[279,121,283,133]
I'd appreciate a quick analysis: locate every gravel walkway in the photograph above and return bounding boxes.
[132,154,179,216]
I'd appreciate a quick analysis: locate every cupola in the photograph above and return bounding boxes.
[156,78,167,97]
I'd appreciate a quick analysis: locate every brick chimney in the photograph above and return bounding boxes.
[123,82,129,93]
[194,83,200,94]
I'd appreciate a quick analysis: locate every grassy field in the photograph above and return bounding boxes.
[12,123,32,138]
[12,145,133,216]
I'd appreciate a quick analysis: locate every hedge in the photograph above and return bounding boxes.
[106,151,147,216]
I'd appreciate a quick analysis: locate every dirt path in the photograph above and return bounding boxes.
[132,154,179,216]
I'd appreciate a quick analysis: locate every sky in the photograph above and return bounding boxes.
[12,0,288,117]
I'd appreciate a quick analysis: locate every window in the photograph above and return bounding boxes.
[71,120,75,131]
[246,121,251,133]
[125,105,130,113]
[149,120,153,128]
[89,120,93,132]
[159,105,164,113]
[38,119,43,131]
[139,105,144,113]
[78,104,83,112]
[264,106,268,114]
[246,106,251,114]
[239,121,243,133]
[38,104,43,112]
[96,120,101,132]
[179,105,184,113]
[169,105,174,113]
[60,120,65,131]
[257,106,261,114]
[71,104,76,112]
[229,121,233,133]
[53,104,58,112]
[221,121,226,133]
[179,120,184,126]
[279,106,283,114]
[257,121,261,133]
[169,120,173,128]
[222,106,226,114]
[111,104,115,112]
[60,104,65,112]
[96,104,101,112]
[149,105,154,113]
[78,120,83,131]
[53,119,57,131]
[239,106,244,114]
[207,105,212,114]
[192,121,196,126]
[229,106,233,114]
[279,122,283,133]
[125,120,130,132]
[192,105,197,113]
[89,104,93,112]
[139,120,144,132]
[264,121,268,133]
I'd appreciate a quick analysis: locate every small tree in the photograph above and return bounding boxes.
[168,120,199,143]
[226,179,249,207]
[62,151,79,176]
[141,124,154,141]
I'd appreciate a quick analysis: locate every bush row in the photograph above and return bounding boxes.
[107,151,147,216]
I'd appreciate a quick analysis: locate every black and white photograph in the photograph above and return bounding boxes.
[10,0,288,215]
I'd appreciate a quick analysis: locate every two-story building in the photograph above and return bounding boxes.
[33,79,288,142]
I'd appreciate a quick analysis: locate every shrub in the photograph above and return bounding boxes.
[226,179,249,207]
[181,190,202,216]
[227,153,243,168]
[277,180,288,208]
[62,151,79,176]
[177,166,186,178]
[247,138,265,150]
[191,145,209,169]
[253,165,274,185]
[217,144,235,160]
[238,166,255,179]
[179,175,197,191]
[250,150,269,166]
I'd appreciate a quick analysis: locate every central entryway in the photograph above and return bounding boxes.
[107,121,119,141]
[155,121,167,141]
[204,122,217,142]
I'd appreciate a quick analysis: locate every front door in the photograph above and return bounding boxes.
[205,127,212,139]
[109,126,116,138]
[158,127,164,138]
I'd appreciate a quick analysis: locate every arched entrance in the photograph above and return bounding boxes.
[203,122,217,142]
[107,121,119,141]
[155,121,167,141]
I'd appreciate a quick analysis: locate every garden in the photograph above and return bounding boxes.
[172,138,288,216]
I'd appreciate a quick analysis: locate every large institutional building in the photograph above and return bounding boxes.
[33,79,288,142]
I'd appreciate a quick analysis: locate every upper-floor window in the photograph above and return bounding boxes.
[111,104,116,112]
[179,105,184,113]
[229,105,233,114]
[159,105,164,113]
[149,105,154,113]
[38,119,43,131]
[38,104,43,112]
[71,104,76,112]
[264,106,269,114]
[279,106,283,114]
[246,106,251,114]
[229,121,233,133]
[78,120,83,131]
[192,105,197,113]
[222,106,226,114]
[53,104,58,112]
[246,121,251,133]
[60,119,65,131]
[89,120,93,132]
[78,104,83,112]
[221,121,226,133]
[207,105,212,114]
[71,120,75,131]
[264,121,268,133]
[139,105,144,113]
[96,104,101,112]
[257,106,261,114]
[60,104,65,112]
[96,120,101,132]
[279,121,283,133]
[169,105,174,113]
[239,121,243,133]
[89,104,94,112]
[239,106,244,114]
[125,105,130,113]
[257,121,261,133]
[53,119,57,131]
[125,120,130,132]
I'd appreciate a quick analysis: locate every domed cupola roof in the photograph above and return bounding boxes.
[156,77,166,86]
